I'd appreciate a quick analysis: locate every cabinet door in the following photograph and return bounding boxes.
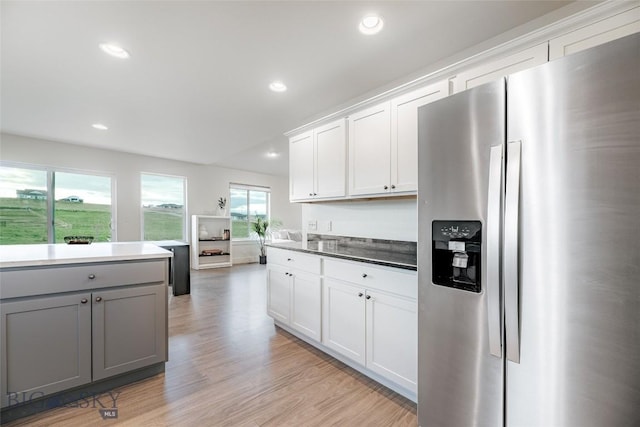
[391,81,449,193]
[0,293,92,407]
[365,289,417,393]
[290,271,322,341]
[266,265,291,324]
[322,278,366,365]
[549,6,640,60]
[348,101,392,196]
[315,118,347,199]
[289,130,315,201]
[451,43,548,93]
[92,284,167,381]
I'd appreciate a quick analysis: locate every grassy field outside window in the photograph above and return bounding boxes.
[230,185,269,240]
[141,173,186,241]
[0,165,113,244]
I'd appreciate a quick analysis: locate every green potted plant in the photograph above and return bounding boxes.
[251,217,269,264]
[217,197,227,216]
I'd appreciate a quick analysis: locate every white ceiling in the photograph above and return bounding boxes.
[1,1,588,176]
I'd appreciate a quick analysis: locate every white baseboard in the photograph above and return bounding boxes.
[232,257,259,265]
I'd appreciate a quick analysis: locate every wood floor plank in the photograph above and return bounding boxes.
[1,264,416,426]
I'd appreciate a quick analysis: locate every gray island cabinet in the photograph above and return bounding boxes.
[0,242,171,420]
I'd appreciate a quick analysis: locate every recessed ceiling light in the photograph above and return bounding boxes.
[92,123,108,130]
[266,151,280,158]
[99,43,130,59]
[359,14,384,35]
[269,81,287,92]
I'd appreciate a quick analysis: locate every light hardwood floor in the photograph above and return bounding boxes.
[3,264,417,426]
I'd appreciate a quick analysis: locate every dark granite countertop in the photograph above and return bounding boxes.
[267,237,417,271]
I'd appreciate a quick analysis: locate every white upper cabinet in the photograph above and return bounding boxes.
[549,6,640,60]
[315,119,347,199]
[450,43,548,93]
[289,130,315,201]
[289,119,346,202]
[349,101,392,196]
[349,80,448,197]
[391,80,449,193]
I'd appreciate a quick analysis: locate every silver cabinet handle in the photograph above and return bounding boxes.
[287,258,292,261]
[504,140,522,364]
[391,185,396,189]
[81,298,88,304]
[88,274,96,280]
[487,143,504,358]
[95,296,103,302]
[358,292,364,297]
[362,273,367,278]
[366,295,372,300]
[383,185,388,190]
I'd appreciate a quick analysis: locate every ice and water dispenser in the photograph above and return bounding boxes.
[432,221,482,293]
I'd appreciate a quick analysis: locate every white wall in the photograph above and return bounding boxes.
[0,133,301,262]
[301,198,417,242]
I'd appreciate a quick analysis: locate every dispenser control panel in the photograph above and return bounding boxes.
[439,224,473,239]
[432,220,482,293]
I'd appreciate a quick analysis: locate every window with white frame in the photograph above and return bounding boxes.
[229,184,270,240]
[0,164,114,244]
[141,173,187,241]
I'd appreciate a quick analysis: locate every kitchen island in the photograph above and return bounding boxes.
[0,242,172,422]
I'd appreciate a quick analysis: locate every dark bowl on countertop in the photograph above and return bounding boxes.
[64,236,94,244]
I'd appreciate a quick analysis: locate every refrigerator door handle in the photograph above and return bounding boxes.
[504,140,522,363]
[486,143,504,358]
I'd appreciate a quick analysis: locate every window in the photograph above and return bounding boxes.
[53,172,113,243]
[141,173,186,241]
[229,184,270,239]
[0,164,114,245]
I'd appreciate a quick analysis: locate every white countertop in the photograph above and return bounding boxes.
[150,240,189,247]
[0,242,172,268]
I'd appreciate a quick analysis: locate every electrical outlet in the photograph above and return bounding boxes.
[319,220,332,232]
[307,220,317,231]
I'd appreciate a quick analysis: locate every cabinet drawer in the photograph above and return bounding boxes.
[0,260,167,299]
[267,248,321,275]
[323,258,416,299]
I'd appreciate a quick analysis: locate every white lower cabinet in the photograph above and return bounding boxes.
[323,278,366,364]
[267,265,291,324]
[322,258,418,395]
[266,248,322,341]
[365,289,417,392]
[290,271,322,341]
[266,248,417,397]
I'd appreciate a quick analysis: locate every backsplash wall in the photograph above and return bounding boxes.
[301,198,417,242]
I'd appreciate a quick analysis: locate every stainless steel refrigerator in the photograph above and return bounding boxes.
[417,33,639,427]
